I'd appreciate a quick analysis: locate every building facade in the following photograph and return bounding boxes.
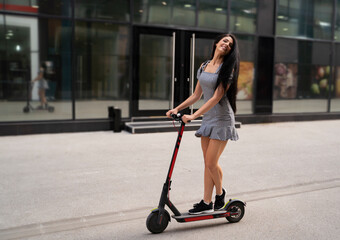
[1,0,340,135]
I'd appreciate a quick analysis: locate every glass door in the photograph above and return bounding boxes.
[139,34,174,110]
[131,27,219,117]
[132,27,179,116]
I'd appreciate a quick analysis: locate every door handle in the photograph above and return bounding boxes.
[190,33,195,114]
[171,32,176,109]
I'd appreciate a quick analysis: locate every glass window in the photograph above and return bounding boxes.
[198,0,228,30]
[331,44,340,111]
[75,0,129,21]
[235,34,256,114]
[172,0,196,26]
[230,0,257,33]
[75,22,129,118]
[4,0,71,16]
[0,16,72,122]
[133,0,195,26]
[138,34,173,110]
[277,0,333,40]
[0,15,5,103]
[133,0,171,25]
[273,39,330,113]
[335,0,340,41]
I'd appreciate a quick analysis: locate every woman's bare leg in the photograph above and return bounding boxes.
[201,137,214,203]
[201,137,227,203]
[39,89,47,106]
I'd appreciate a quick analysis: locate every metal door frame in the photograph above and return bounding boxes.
[131,26,220,117]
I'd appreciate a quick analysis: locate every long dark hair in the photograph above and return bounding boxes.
[211,33,240,113]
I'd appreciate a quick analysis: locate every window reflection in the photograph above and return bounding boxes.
[133,0,195,26]
[138,34,172,110]
[5,23,31,101]
[274,63,298,99]
[75,0,130,21]
[0,16,72,122]
[172,0,196,26]
[0,15,6,105]
[274,39,330,113]
[331,44,340,111]
[198,0,228,30]
[134,0,171,24]
[277,0,333,40]
[230,0,257,33]
[235,35,255,114]
[4,0,71,16]
[335,0,340,41]
[75,22,129,118]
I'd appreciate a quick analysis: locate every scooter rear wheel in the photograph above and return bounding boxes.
[146,210,169,234]
[226,202,245,223]
[48,106,54,112]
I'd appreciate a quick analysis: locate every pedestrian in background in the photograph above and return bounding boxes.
[32,62,49,109]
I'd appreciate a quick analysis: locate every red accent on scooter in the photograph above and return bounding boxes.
[184,215,214,222]
[168,124,185,179]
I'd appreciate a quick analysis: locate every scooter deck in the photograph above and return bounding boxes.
[172,210,230,223]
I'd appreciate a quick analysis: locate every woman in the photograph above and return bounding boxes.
[32,62,49,109]
[166,33,240,214]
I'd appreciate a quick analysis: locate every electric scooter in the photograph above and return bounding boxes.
[23,79,54,113]
[146,113,246,234]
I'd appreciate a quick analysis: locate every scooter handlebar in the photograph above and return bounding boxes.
[170,113,182,121]
[170,113,191,123]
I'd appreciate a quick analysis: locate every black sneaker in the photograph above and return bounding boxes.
[188,200,213,215]
[214,188,226,210]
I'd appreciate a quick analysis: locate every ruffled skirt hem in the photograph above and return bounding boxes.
[195,125,239,141]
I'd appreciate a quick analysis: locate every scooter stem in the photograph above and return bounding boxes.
[166,121,185,182]
[157,120,185,217]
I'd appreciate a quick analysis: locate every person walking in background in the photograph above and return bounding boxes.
[32,62,49,109]
[166,33,240,214]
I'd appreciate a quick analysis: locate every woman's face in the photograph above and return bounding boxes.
[216,36,233,55]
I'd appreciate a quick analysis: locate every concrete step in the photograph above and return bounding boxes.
[125,119,241,134]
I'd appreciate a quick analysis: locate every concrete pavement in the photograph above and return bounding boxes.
[0,120,339,239]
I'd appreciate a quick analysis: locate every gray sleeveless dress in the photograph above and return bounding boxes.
[195,61,239,141]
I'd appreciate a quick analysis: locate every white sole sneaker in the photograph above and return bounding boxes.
[188,209,214,215]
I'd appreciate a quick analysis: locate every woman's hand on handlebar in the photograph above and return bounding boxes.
[182,114,194,124]
[166,109,195,123]
[166,109,178,118]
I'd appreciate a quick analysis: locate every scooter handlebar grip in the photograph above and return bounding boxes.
[170,113,182,121]
[170,113,191,123]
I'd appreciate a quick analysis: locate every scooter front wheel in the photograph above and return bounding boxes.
[146,210,169,234]
[226,202,245,223]
[23,106,30,113]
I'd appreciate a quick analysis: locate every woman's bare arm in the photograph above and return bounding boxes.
[182,83,230,123]
[175,81,203,111]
